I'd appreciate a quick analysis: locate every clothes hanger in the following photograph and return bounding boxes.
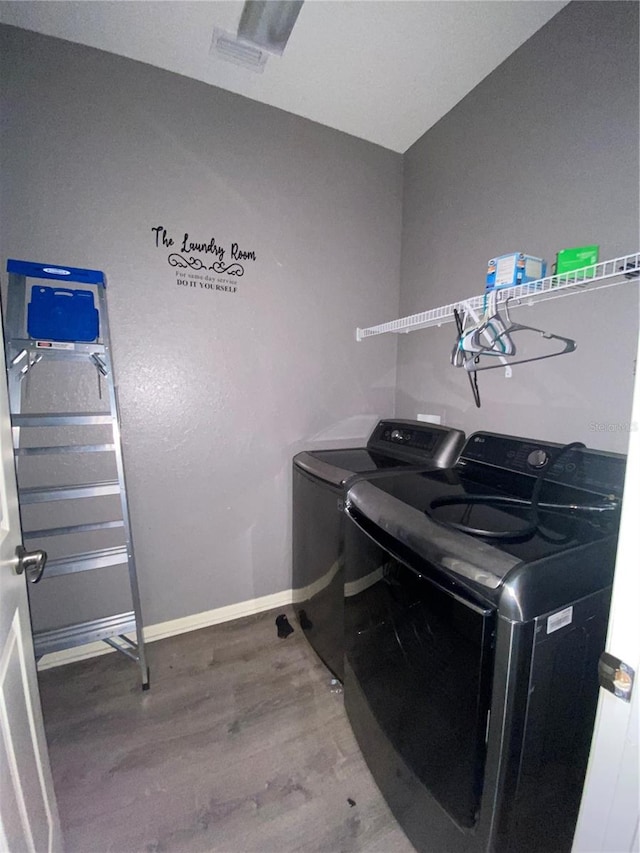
[455,290,516,358]
[464,327,576,371]
[459,296,576,372]
[453,307,481,407]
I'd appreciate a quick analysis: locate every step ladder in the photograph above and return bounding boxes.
[3,259,149,690]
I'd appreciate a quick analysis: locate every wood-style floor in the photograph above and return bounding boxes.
[38,607,416,853]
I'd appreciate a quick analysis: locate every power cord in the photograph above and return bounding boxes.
[425,442,618,540]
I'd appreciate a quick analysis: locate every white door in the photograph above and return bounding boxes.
[572,326,640,853]
[0,319,62,852]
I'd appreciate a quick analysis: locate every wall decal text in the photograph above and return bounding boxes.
[151,225,257,295]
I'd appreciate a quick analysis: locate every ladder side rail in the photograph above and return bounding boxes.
[97,283,149,689]
[4,273,26,421]
[4,272,27,342]
[4,273,29,492]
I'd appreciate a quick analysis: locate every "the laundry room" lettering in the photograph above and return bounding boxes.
[152,224,256,295]
[151,225,256,266]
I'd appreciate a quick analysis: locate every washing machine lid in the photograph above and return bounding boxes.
[351,469,620,569]
[294,421,466,487]
[294,448,414,487]
[345,432,625,592]
[346,479,521,590]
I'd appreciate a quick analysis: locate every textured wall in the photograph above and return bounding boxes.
[396,1,639,452]
[0,25,402,628]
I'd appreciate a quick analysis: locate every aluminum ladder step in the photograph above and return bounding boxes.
[12,412,113,427]
[15,444,116,456]
[33,612,137,656]
[24,519,125,539]
[19,480,121,503]
[43,546,129,577]
[10,338,106,356]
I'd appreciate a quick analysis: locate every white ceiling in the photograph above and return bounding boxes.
[0,0,567,152]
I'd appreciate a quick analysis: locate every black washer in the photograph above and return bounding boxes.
[343,430,626,853]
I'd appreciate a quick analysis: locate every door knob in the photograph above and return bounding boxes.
[15,545,47,584]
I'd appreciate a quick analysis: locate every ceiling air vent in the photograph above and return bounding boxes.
[210,28,268,73]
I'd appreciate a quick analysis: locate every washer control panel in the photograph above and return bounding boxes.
[461,432,626,496]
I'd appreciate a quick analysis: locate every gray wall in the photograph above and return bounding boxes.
[396,1,639,453]
[2,1,638,635]
[0,25,402,629]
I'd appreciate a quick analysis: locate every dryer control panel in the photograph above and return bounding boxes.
[368,420,465,468]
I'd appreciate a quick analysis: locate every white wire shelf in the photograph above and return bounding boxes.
[356,252,640,341]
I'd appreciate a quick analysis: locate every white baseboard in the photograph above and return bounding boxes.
[36,589,294,671]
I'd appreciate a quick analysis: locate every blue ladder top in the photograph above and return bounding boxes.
[7,259,105,286]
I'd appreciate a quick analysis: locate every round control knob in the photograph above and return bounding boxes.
[391,429,404,441]
[527,449,549,469]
